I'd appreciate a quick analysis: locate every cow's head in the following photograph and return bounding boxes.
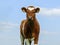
[21,6,40,21]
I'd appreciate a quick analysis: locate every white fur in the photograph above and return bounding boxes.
[25,39,30,45]
[27,7,35,11]
[31,37,35,41]
[20,33,24,45]
[34,44,38,45]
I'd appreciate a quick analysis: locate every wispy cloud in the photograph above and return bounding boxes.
[40,8,60,16]
[0,22,19,30]
[40,40,47,44]
[40,30,59,35]
[0,22,20,45]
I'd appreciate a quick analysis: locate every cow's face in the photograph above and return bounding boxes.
[21,6,40,20]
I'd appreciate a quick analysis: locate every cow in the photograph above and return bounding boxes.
[20,6,40,45]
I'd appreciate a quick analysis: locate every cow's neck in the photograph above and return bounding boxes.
[27,19,34,27]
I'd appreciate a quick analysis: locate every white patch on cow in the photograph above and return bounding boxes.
[31,37,35,41]
[27,7,35,11]
[34,44,38,45]
[25,39,30,45]
[20,33,24,45]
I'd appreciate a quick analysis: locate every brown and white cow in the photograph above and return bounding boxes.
[20,6,40,45]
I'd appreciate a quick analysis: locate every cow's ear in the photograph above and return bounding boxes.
[21,7,27,12]
[35,8,40,13]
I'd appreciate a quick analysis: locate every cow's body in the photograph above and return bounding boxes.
[20,6,40,45]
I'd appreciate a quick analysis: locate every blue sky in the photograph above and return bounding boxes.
[0,0,60,45]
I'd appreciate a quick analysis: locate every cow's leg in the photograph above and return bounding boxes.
[34,38,38,45]
[25,39,32,45]
[34,34,39,45]
[29,39,32,45]
[20,33,24,45]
